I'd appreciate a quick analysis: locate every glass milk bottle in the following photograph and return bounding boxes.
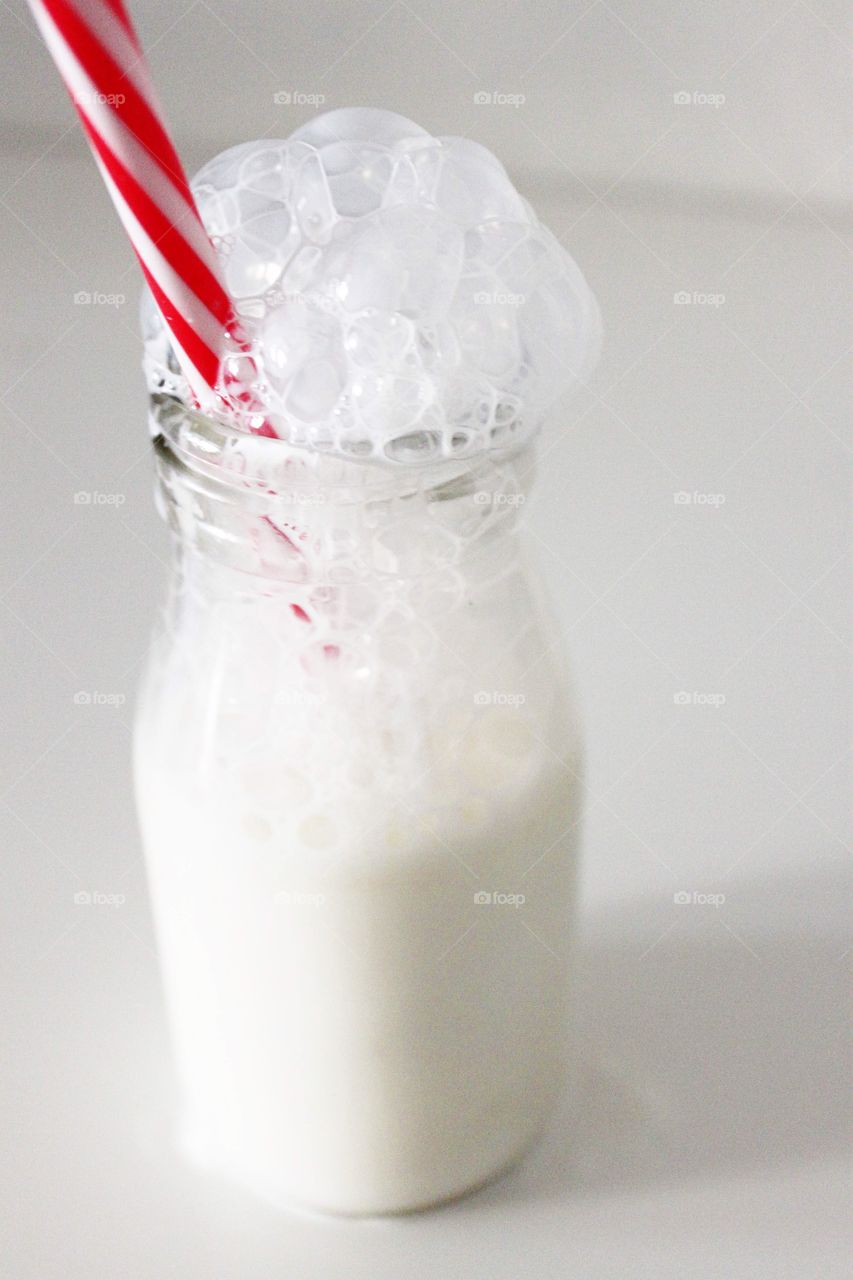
[134,393,583,1215]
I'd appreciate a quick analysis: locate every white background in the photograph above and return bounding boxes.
[0,1,850,1276]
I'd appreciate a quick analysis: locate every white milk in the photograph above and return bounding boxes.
[135,722,580,1214]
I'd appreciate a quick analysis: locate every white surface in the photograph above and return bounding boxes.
[1,2,851,1274]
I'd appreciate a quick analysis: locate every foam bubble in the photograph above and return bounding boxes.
[141,108,601,462]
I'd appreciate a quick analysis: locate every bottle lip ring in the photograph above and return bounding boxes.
[149,392,535,505]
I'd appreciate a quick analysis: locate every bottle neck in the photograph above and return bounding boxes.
[151,395,535,586]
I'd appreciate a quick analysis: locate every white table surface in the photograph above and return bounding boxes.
[0,141,849,1278]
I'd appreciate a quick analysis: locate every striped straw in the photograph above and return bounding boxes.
[27,0,236,409]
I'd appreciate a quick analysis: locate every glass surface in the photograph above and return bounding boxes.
[134,396,584,1214]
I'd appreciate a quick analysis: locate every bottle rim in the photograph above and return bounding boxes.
[149,392,534,508]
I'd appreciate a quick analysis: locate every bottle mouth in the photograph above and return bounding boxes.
[149,391,533,505]
[150,391,534,583]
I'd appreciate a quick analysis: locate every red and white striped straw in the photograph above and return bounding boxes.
[27,0,235,409]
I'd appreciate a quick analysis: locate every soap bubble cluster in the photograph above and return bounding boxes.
[142,109,600,463]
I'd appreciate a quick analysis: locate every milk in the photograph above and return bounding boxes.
[135,723,579,1213]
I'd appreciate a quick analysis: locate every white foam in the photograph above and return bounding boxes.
[142,108,601,462]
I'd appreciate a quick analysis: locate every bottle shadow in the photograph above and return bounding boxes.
[461,863,849,1210]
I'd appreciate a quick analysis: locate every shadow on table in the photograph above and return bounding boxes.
[464,862,850,1210]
